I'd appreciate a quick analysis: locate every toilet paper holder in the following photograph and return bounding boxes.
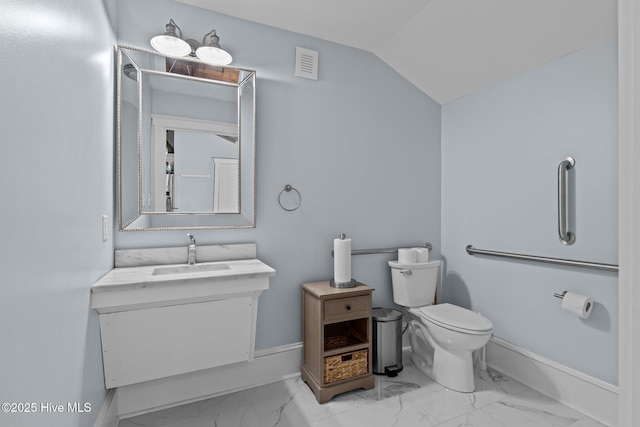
[554,290,593,319]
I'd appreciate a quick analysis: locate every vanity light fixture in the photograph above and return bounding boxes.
[195,30,233,65]
[150,18,233,65]
[150,19,192,57]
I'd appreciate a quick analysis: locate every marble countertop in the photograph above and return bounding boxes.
[92,259,275,293]
[114,243,257,268]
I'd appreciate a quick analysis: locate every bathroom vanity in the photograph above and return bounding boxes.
[91,244,274,389]
[301,281,374,403]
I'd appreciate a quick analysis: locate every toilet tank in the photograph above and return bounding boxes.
[388,260,440,307]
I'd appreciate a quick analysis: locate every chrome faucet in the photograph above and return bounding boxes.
[187,234,196,265]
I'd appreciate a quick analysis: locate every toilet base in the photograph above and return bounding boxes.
[408,319,433,378]
[410,346,475,393]
[431,348,475,392]
[407,316,478,393]
[410,351,432,378]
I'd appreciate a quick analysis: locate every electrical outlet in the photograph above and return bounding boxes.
[102,215,108,241]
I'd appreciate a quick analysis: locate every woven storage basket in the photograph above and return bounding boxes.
[324,334,360,351]
[323,349,368,384]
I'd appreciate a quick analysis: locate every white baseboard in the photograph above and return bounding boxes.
[486,337,618,426]
[92,389,118,427]
[114,342,302,420]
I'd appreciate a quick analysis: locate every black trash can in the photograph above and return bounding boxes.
[372,308,403,377]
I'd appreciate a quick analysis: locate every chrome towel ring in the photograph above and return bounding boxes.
[278,184,301,211]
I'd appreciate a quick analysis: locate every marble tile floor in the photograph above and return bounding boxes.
[119,353,607,427]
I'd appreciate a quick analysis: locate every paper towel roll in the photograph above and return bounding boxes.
[561,291,593,319]
[413,247,430,262]
[398,248,417,263]
[333,237,351,284]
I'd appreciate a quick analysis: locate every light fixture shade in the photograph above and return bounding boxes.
[150,34,191,57]
[196,29,232,65]
[196,46,233,65]
[150,19,191,57]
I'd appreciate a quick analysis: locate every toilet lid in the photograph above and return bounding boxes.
[418,303,493,333]
[388,260,440,269]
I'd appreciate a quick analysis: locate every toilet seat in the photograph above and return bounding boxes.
[418,303,493,335]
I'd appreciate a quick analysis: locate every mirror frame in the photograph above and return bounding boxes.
[116,46,256,231]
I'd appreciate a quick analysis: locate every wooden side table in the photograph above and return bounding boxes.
[301,281,375,403]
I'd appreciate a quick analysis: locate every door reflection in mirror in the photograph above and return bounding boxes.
[162,129,239,213]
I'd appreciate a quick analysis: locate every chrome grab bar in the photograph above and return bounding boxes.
[558,157,576,245]
[466,245,618,272]
[331,243,432,257]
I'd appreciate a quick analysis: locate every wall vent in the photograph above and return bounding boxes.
[295,47,318,80]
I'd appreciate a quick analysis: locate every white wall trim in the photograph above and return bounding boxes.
[92,389,118,427]
[618,0,640,425]
[486,337,618,426]
[116,342,303,420]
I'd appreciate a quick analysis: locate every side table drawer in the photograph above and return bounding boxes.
[324,295,370,322]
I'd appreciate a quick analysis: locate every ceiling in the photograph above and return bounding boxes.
[177,0,617,104]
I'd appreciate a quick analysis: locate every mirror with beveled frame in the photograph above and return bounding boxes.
[117,46,256,231]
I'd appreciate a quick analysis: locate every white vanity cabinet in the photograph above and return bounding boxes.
[91,258,275,389]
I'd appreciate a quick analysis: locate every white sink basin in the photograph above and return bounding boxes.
[152,263,231,276]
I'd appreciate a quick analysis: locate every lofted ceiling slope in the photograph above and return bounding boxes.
[177,0,616,104]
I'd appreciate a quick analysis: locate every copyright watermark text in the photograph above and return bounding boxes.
[2,402,91,413]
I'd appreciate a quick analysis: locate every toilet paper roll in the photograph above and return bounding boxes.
[561,291,594,319]
[413,247,430,262]
[333,238,351,284]
[398,248,417,263]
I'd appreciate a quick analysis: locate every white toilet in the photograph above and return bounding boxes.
[389,259,493,392]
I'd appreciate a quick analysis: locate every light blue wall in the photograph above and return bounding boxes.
[0,1,116,426]
[441,39,618,384]
[115,0,442,349]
